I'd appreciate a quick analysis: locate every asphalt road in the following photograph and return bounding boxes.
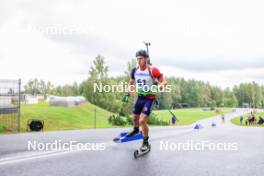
[0,109,263,176]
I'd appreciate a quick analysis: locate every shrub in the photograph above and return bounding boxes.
[125,115,133,125]
[148,113,169,126]
[108,114,127,126]
[215,108,222,113]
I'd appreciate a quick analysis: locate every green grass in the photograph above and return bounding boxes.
[154,108,232,125]
[0,103,232,133]
[231,112,264,127]
[20,102,115,132]
[0,124,4,133]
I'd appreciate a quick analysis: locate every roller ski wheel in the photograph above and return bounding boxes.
[113,137,120,142]
[134,144,151,159]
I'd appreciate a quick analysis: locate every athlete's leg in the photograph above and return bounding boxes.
[139,99,153,139]
[126,114,140,137]
[132,114,140,127]
[139,99,153,151]
[126,97,142,137]
[139,113,150,151]
[139,113,148,138]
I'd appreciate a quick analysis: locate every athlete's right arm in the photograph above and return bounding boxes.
[122,79,135,103]
[128,67,137,94]
[128,79,135,94]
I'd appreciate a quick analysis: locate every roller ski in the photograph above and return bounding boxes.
[134,138,151,159]
[113,127,143,143]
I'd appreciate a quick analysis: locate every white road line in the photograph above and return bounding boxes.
[0,109,248,166]
[0,141,114,166]
[0,130,191,166]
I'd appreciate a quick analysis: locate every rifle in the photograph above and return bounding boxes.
[143,41,151,65]
[143,41,159,107]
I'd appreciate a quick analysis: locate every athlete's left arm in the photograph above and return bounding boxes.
[152,67,167,90]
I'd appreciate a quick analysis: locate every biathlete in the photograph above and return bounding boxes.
[123,49,167,152]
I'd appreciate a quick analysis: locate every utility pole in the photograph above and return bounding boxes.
[18,79,21,132]
[94,107,96,129]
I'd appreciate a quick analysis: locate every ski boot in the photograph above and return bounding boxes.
[134,137,151,159]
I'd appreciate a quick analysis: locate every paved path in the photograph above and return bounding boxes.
[0,109,263,176]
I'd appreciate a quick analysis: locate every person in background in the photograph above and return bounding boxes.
[252,114,256,125]
[246,115,250,126]
[221,114,225,123]
[172,116,176,125]
[240,115,243,125]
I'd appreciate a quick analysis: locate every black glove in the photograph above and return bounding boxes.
[122,93,130,103]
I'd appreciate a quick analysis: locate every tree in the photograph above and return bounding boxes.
[82,55,122,113]
[125,58,137,78]
[24,78,40,95]
[89,55,109,80]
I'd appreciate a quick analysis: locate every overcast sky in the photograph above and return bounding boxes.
[1,0,264,88]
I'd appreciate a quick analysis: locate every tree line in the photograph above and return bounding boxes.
[23,79,80,96]
[24,55,264,115]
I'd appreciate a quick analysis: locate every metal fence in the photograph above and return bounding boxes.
[0,79,21,132]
